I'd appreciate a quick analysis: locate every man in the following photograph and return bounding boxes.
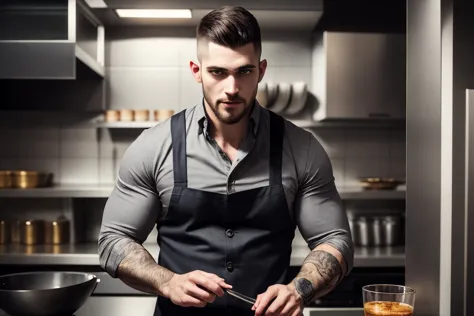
[98,6,354,316]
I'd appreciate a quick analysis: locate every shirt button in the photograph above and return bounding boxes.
[226,229,234,238]
[226,261,234,272]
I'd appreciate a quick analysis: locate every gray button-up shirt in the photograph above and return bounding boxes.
[98,102,354,278]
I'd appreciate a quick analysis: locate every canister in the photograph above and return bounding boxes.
[0,220,10,244]
[44,217,70,244]
[382,215,401,246]
[20,220,44,245]
[354,216,371,247]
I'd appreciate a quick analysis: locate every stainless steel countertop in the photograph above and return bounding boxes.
[0,297,364,316]
[0,243,405,267]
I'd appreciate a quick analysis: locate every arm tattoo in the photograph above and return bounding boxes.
[117,242,174,296]
[294,250,343,303]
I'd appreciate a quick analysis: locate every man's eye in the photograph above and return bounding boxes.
[239,69,252,75]
[210,70,224,76]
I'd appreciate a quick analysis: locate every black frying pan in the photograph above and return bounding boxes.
[0,271,99,316]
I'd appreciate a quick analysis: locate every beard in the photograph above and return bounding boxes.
[202,86,258,125]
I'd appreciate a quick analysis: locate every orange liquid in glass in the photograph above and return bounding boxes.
[364,301,413,316]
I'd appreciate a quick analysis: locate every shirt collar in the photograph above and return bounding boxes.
[197,98,261,137]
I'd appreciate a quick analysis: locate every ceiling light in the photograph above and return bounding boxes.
[115,9,192,19]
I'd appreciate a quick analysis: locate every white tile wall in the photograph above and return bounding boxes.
[60,128,99,159]
[60,158,99,184]
[106,31,313,110]
[107,67,180,109]
[107,38,184,67]
[307,127,405,189]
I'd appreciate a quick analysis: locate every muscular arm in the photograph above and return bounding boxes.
[292,245,344,303]
[116,242,174,296]
[98,128,173,296]
[291,132,354,303]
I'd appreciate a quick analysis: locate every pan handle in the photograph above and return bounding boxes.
[93,278,101,292]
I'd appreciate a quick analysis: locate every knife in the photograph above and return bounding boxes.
[226,289,256,306]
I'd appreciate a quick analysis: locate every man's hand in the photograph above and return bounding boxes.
[161,270,232,308]
[251,284,303,316]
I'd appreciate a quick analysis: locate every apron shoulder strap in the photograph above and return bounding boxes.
[268,111,284,186]
[170,110,188,187]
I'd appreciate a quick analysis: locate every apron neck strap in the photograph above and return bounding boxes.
[171,110,188,187]
[269,111,284,186]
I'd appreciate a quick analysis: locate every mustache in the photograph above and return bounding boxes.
[218,95,245,103]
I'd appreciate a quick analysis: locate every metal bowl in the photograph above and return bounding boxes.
[0,271,99,316]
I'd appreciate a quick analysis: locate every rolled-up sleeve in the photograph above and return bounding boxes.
[98,130,161,278]
[294,133,354,275]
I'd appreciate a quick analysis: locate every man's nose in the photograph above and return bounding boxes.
[224,75,239,95]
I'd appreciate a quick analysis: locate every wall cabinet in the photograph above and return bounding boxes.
[312,32,406,120]
[0,0,105,111]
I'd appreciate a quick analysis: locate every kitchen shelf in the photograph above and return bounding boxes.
[0,184,405,199]
[93,119,405,130]
[95,121,161,128]
[0,243,405,267]
[0,184,113,198]
[338,188,405,200]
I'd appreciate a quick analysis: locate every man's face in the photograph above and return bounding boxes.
[191,41,267,125]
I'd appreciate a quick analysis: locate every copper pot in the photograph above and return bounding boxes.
[154,109,174,121]
[10,220,20,243]
[20,220,44,245]
[0,220,11,244]
[44,216,70,244]
[0,171,13,188]
[134,110,150,121]
[119,109,134,121]
[105,110,119,122]
[11,171,53,189]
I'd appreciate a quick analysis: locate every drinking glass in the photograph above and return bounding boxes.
[362,284,416,316]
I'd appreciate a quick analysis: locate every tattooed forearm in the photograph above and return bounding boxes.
[293,249,343,304]
[117,242,175,296]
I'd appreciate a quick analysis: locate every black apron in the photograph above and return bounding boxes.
[154,109,296,316]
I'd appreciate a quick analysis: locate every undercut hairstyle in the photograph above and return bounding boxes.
[196,6,262,60]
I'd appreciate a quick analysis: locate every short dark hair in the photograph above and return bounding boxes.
[196,6,262,59]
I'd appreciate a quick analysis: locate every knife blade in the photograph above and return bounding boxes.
[226,289,256,306]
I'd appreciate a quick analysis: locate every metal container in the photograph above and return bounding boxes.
[20,220,44,245]
[0,220,11,244]
[10,220,20,243]
[371,217,383,247]
[11,171,53,189]
[382,215,401,246]
[119,109,134,121]
[354,216,371,246]
[133,109,150,121]
[154,109,174,121]
[105,110,119,122]
[44,217,70,244]
[0,171,13,188]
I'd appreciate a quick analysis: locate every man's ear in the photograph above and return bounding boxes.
[258,59,267,83]
[190,61,202,83]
